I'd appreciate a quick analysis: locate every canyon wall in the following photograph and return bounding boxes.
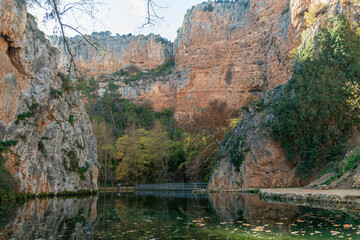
[100,0,310,116]
[209,87,305,190]
[171,0,305,115]
[51,32,173,75]
[209,0,360,190]
[0,0,99,194]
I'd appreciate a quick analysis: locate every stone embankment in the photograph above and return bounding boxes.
[249,188,360,208]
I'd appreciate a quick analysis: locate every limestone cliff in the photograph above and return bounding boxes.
[95,0,312,116]
[209,87,305,189]
[51,32,173,75]
[0,0,99,194]
[209,0,360,190]
[171,0,305,115]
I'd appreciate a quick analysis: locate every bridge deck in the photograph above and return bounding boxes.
[135,182,208,191]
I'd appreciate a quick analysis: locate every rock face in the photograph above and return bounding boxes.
[57,0,311,116]
[209,0,359,190]
[209,88,305,190]
[172,0,305,115]
[0,0,99,194]
[51,32,173,75]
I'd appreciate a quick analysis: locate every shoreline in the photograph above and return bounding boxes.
[207,188,360,207]
[256,188,360,206]
[0,189,98,204]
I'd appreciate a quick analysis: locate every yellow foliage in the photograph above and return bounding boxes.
[304,3,324,27]
[230,118,240,129]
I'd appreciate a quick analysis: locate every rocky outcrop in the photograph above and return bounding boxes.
[51,32,173,75]
[209,88,305,190]
[209,0,359,190]
[56,0,312,116]
[0,0,99,194]
[171,0,307,116]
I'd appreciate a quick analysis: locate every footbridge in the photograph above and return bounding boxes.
[134,182,208,191]
[134,190,209,199]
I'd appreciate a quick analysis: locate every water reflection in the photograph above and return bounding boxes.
[0,192,359,239]
[0,197,98,240]
[209,193,302,227]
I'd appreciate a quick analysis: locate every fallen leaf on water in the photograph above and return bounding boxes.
[251,226,264,232]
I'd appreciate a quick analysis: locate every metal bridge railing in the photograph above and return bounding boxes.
[134,190,209,199]
[134,182,208,191]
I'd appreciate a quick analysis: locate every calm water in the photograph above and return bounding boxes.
[0,191,360,239]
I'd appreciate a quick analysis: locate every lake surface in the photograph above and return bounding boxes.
[0,191,360,239]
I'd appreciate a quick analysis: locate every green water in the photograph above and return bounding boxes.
[0,191,360,239]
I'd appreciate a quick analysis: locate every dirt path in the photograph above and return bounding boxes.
[261,188,360,196]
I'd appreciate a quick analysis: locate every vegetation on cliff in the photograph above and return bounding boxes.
[272,16,360,179]
[78,75,236,184]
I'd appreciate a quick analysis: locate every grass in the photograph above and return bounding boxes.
[344,148,360,172]
[321,171,343,186]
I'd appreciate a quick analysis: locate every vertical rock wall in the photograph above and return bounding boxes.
[172,0,307,115]
[209,0,359,190]
[0,0,99,194]
[51,33,174,75]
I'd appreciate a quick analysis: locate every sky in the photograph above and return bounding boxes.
[29,0,205,41]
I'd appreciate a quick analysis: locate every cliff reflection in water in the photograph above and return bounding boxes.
[1,192,360,239]
[0,196,98,240]
[209,193,302,226]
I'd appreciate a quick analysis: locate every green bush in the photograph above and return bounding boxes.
[67,150,78,171]
[58,72,75,91]
[38,141,45,154]
[272,16,360,178]
[68,114,75,127]
[15,111,34,125]
[50,87,62,98]
[230,137,249,170]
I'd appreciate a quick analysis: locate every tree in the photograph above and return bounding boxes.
[115,127,151,184]
[146,121,170,182]
[272,16,360,178]
[180,100,232,181]
[92,116,116,186]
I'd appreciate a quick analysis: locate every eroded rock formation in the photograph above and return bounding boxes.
[51,32,173,75]
[0,0,99,194]
[209,88,305,190]
[209,0,360,190]
[59,0,313,116]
